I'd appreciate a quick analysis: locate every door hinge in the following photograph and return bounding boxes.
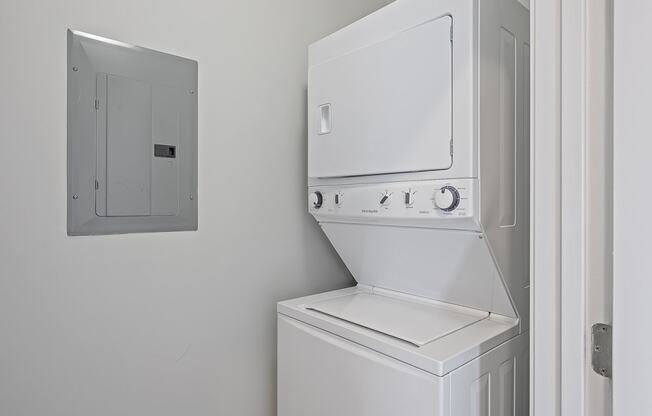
[95,179,99,190]
[94,99,99,110]
[450,140,453,156]
[450,25,453,42]
[591,323,612,378]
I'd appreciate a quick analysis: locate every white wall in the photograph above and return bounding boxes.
[613,1,652,414]
[0,1,391,415]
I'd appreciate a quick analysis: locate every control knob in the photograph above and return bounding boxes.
[434,186,460,212]
[380,192,392,206]
[404,190,415,206]
[310,191,323,209]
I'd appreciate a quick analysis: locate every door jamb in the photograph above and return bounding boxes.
[531,0,590,414]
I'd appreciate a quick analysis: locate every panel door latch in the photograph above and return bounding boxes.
[591,323,612,378]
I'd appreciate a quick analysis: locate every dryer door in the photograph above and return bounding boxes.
[308,15,453,178]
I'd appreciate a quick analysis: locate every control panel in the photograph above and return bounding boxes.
[308,179,479,230]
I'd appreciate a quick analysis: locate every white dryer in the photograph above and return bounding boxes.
[278,0,530,415]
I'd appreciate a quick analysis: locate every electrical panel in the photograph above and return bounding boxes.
[67,30,198,235]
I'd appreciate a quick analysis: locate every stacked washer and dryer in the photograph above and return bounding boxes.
[278,0,529,414]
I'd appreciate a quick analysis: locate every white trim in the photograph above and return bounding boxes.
[531,0,562,414]
[560,0,587,415]
[532,0,599,414]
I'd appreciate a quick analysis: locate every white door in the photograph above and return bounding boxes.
[612,1,652,414]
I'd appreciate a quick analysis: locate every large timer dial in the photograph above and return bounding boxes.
[434,186,460,212]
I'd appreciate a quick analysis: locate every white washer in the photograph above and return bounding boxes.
[278,287,528,416]
[278,0,530,414]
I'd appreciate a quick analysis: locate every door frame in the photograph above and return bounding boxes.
[530,0,563,414]
[530,0,609,414]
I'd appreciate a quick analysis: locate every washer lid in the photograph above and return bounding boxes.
[306,292,488,347]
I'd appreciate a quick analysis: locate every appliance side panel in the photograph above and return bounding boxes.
[478,0,530,330]
[449,331,529,416]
